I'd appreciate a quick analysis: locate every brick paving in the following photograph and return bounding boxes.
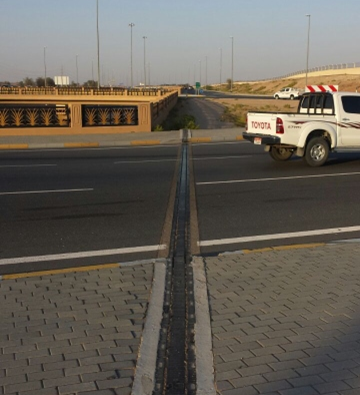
[205,242,360,395]
[2,242,360,395]
[0,264,153,395]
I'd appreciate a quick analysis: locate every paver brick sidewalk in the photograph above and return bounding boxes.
[205,242,360,395]
[0,263,153,395]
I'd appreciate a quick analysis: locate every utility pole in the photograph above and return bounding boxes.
[43,46,47,87]
[230,36,234,92]
[76,54,79,86]
[305,14,311,87]
[143,36,147,87]
[96,0,101,88]
[219,47,222,86]
[129,23,135,87]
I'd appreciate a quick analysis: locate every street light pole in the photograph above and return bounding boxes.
[76,54,79,86]
[305,14,311,87]
[143,36,147,87]
[96,0,100,88]
[129,23,135,87]
[199,59,202,86]
[230,36,234,92]
[219,47,222,86]
[43,46,47,88]
[205,55,208,87]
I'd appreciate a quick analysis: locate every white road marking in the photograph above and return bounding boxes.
[192,155,251,161]
[0,188,93,196]
[114,158,176,164]
[199,226,360,247]
[0,244,167,266]
[0,164,57,168]
[197,171,360,186]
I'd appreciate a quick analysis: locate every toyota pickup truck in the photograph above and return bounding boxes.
[243,91,360,166]
[273,87,304,100]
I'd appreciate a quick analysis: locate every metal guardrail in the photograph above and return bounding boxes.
[246,62,360,82]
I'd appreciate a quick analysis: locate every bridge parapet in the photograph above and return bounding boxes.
[0,88,178,134]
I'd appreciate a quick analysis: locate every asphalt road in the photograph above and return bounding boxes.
[2,142,360,274]
[0,146,179,274]
[193,141,360,254]
[203,90,273,100]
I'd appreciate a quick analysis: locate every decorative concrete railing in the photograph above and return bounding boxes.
[0,89,179,134]
[0,86,174,96]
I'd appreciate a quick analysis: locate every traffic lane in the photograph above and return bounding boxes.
[0,146,179,274]
[192,143,360,253]
[203,90,273,100]
[192,141,360,182]
[0,144,180,164]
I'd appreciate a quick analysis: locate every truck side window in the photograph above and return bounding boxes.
[341,96,360,114]
[301,96,309,109]
[324,95,334,109]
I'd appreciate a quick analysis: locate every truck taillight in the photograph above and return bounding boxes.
[245,114,248,131]
[276,117,284,134]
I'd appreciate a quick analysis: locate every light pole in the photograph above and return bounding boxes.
[43,46,47,88]
[230,36,234,92]
[205,55,208,87]
[76,54,79,86]
[219,47,222,86]
[96,0,100,88]
[143,36,147,87]
[199,59,201,85]
[129,23,135,87]
[148,62,151,86]
[305,14,311,87]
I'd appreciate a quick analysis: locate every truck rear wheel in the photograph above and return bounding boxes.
[304,137,329,167]
[269,147,293,161]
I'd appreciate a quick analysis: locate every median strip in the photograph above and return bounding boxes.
[64,142,99,148]
[0,144,29,150]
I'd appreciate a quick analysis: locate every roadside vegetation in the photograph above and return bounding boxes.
[154,101,200,131]
[218,99,298,127]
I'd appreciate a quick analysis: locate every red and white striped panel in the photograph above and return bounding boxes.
[305,85,338,93]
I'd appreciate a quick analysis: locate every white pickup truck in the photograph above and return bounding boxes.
[243,91,360,166]
[274,87,304,100]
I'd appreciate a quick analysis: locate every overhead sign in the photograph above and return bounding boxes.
[195,82,201,89]
[305,85,338,93]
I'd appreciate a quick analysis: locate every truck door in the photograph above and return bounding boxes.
[338,96,360,147]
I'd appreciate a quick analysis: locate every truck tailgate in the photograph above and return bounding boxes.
[246,112,278,135]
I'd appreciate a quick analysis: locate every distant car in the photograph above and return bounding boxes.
[274,87,303,100]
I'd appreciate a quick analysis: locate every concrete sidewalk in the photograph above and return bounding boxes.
[0,128,245,150]
[1,242,360,395]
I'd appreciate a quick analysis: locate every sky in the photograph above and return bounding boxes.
[1,0,360,86]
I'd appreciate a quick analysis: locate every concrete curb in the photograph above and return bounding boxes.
[0,128,246,150]
[132,259,167,395]
[192,256,216,395]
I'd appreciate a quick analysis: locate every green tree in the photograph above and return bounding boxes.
[46,77,55,87]
[36,77,55,87]
[23,77,35,87]
[83,80,98,88]
[226,78,232,90]
[36,77,45,87]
